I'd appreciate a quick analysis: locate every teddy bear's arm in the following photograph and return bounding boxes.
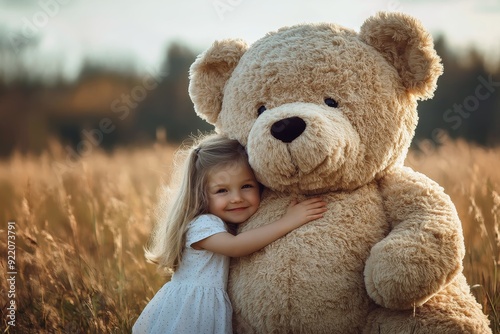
[364,166,465,310]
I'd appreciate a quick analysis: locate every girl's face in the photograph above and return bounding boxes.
[206,162,260,224]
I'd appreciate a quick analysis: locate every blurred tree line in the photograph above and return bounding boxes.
[0,36,499,158]
[0,41,212,158]
[415,36,500,147]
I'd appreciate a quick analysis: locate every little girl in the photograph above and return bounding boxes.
[133,134,327,334]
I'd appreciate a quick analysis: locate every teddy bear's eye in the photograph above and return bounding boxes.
[324,98,339,108]
[257,105,267,116]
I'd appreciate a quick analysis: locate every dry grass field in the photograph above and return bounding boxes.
[0,139,498,333]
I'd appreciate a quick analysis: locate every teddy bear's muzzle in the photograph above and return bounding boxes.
[270,116,306,143]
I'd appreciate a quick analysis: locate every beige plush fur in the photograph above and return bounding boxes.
[188,12,492,333]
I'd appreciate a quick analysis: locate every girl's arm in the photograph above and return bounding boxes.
[193,197,327,257]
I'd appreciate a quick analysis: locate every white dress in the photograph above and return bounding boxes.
[132,214,232,334]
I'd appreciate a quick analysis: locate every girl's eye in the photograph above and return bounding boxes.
[257,105,267,116]
[215,189,227,194]
[324,98,338,108]
[242,184,254,189]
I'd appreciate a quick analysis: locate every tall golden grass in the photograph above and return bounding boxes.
[406,139,499,332]
[0,139,498,333]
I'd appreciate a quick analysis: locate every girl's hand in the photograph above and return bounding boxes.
[282,197,327,227]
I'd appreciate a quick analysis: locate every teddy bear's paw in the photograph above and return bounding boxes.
[364,238,460,309]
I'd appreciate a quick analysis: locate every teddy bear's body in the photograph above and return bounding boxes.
[231,185,388,333]
[188,12,492,333]
[230,171,490,333]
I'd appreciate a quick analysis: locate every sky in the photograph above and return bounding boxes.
[1,0,500,81]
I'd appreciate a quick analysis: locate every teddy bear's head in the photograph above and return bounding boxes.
[189,12,442,194]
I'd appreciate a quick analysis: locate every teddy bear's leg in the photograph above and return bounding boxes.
[363,275,491,334]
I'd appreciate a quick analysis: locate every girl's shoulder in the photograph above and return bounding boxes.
[189,214,224,226]
[185,214,227,247]
[187,214,227,234]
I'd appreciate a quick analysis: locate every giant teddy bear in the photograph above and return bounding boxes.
[188,12,492,333]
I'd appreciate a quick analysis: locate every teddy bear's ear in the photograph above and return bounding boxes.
[360,12,443,100]
[188,39,248,124]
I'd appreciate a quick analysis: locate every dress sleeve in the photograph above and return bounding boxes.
[186,214,227,248]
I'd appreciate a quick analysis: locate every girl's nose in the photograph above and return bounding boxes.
[230,192,243,203]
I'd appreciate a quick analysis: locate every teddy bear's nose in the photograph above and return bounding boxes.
[271,117,306,143]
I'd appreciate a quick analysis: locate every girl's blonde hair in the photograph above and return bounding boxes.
[145,134,249,274]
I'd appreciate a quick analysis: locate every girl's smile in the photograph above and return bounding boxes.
[207,162,260,224]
